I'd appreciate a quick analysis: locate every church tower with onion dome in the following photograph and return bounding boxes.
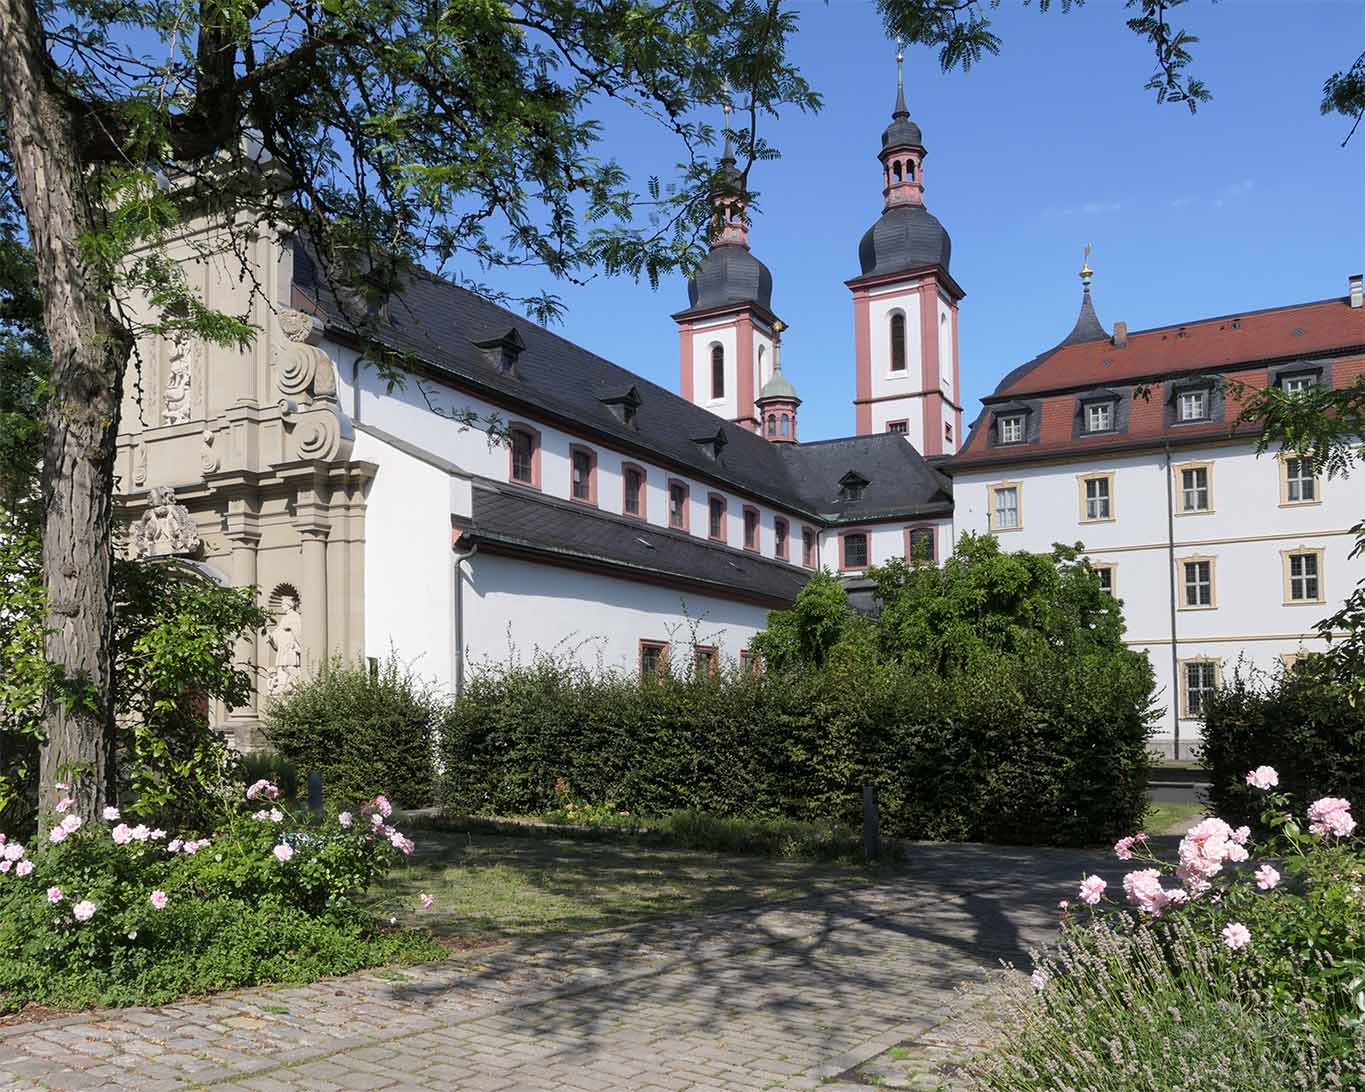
[848,52,964,454]
[673,102,783,432]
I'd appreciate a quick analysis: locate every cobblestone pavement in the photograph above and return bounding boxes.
[0,842,1123,1092]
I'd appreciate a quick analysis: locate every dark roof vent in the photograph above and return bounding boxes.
[838,470,870,502]
[472,327,525,375]
[692,427,728,461]
[599,384,643,427]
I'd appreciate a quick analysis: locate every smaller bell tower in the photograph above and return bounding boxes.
[755,320,800,443]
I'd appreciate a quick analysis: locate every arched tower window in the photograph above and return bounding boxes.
[890,312,907,373]
[892,160,903,182]
[780,415,790,437]
[906,159,916,181]
[710,344,725,400]
[766,413,776,437]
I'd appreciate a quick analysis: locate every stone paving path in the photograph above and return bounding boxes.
[0,842,1121,1092]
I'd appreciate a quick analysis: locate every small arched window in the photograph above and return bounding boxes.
[892,160,903,182]
[890,312,907,372]
[780,415,790,437]
[710,344,725,400]
[766,413,777,437]
[906,159,916,181]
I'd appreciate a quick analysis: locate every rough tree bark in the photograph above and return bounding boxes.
[1,0,132,821]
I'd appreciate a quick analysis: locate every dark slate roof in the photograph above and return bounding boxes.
[1058,284,1108,347]
[882,78,922,150]
[858,204,952,278]
[684,244,774,313]
[469,481,809,607]
[779,432,953,523]
[293,243,814,514]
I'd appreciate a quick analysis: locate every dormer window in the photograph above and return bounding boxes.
[1086,402,1114,433]
[600,385,642,427]
[1179,390,1208,422]
[998,414,1024,444]
[1283,375,1314,395]
[692,428,728,461]
[838,471,869,503]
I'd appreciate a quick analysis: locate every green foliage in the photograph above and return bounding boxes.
[1199,659,1365,832]
[749,569,857,670]
[975,918,1350,1091]
[265,657,441,810]
[438,639,1155,848]
[237,751,301,803]
[0,787,439,1012]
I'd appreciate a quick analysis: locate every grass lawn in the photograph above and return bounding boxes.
[363,828,874,949]
[1144,800,1206,835]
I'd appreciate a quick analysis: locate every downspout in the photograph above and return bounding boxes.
[1163,442,1180,761]
[452,538,478,698]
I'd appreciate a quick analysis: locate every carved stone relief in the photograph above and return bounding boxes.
[266,588,304,699]
[131,486,203,559]
[163,336,198,425]
[201,428,220,474]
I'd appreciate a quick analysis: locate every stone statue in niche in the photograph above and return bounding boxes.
[130,486,202,559]
[163,336,195,425]
[267,594,304,698]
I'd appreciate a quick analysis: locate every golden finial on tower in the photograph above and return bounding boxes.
[1080,241,1093,280]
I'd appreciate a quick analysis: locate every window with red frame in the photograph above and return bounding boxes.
[743,507,759,551]
[802,528,817,568]
[709,495,727,540]
[774,518,788,560]
[668,481,688,529]
[907,526,936,564]
[570,447,596,503]
[842,532,869,570]
[509,427,537,485]
[623,465,645,517]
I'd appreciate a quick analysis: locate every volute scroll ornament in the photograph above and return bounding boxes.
[131,487,202,559]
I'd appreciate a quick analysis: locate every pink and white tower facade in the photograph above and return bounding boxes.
[847,53,964,455]
[673,107,782,432]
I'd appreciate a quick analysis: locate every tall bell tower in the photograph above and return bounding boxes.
[848,52,964,454]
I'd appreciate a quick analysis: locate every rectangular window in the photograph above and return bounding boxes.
[802,528,817,568]
[1178,465,1211,513]
[668,481,688,530]
[708,495,727,541]
[841,532,869,570]
[1285,550,1323,603]
[739,649,761,675]
[1093,565,1115,596]
[1081,475,1112,522]
[888,420,908,435]
[1178,390,1208,422]
[623,465,644,517]
[639,641,668,682]
[1183,660,1219,719]
[990,484,1021,531]
[743,507,759,552]
[1182,559,1214,608]
[907,527,935,564]
[1283,456,1318,504]
[510,428,536,485]
[693,645,718,678]
[1283,375,1315,395]
[774,518,789,560]
[571,447,596,504]
[997,415,1023,444]
[1085,402,1113,433]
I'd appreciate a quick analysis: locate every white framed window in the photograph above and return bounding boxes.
[989,483,1021,531]
[1079,473,1113,522]
[1181,558,1215,609]
[1283,375,1315,395]
[1178,390,1208,422]
[1281,455,1319,505]
[1175,464,1212,514]
[1181,659,1220,719]
[1085,402,1113,433]
[1092,564,1116,596]
[997,415,1024,445]
[1282,549,1324,604]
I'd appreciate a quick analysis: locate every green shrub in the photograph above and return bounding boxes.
[438,647,1153,847]
[1199,657,1365,829]
[265,656,441,810]
[0,780,440,1012]
[237,751,301,802]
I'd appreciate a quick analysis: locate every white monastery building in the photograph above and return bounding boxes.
[117,66,1365,760]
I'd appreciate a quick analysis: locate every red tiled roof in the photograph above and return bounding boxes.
[997,296,1365,398]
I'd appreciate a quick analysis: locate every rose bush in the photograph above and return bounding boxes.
[0,779,441,1012]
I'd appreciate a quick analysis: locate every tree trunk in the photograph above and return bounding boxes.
[1,0,131,822]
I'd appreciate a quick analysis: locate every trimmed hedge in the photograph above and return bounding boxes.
[438,647,1155,847]
[265,657,440,809]
[1200,658,1365,830]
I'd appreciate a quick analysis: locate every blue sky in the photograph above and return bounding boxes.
[491,0,1365,442]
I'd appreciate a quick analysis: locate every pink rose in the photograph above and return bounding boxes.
[1221,922,1251,950]
[54,797,73,814]
[374,795,393,819]
[1113,836,1136,861]
[60,814,82,834]
[1307,797,1356,838]
[2,843,25,861]
[129,824,150,842]
[1245,766,1279,790]
[149,890,168,910]
[167,838,183,853]
[47,825,67,844]
[72,899,97,923]
[103,806,120,821]
[46,886,63,904]
[272,843,294,863]
[338,812,353,829]
[149,829,166,841]
[0,861,11,874]
[1057,899,1069,911]
[111,824,132,845]
[1255,864,1280,890]
[419,893,434,910]
[246,779,280,801]
[1078,875,1107,905]
[15,860,33,878]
